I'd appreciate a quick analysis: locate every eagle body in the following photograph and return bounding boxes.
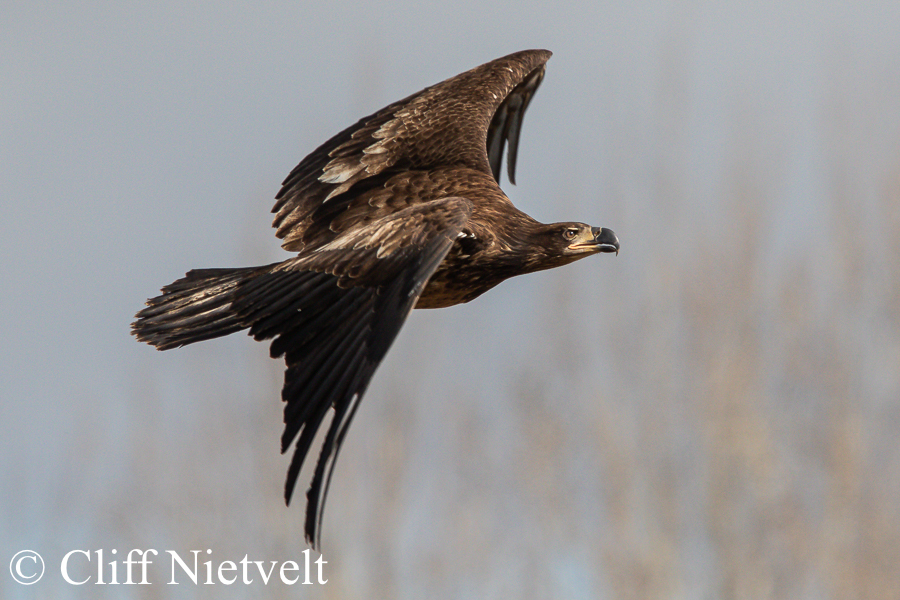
[133,49,619,547]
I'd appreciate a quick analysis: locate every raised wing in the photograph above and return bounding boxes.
[240,197,472,547]
[271,49,551,252]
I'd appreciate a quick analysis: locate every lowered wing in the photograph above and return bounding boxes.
[241,197,472,547]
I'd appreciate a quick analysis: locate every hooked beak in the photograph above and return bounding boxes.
[591,227,619,255]
[570,227,619,255]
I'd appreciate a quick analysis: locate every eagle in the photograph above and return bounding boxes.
[133,49,619,548]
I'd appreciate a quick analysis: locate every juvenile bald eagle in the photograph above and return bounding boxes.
[133,49,619,548]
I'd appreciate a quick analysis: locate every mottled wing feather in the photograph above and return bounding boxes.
[271,49,551,252]
[237,197,472,547]
[271,97,414,248]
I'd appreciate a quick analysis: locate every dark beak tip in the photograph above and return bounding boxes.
[592,227,620,255]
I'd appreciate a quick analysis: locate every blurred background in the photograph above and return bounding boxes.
[3,1,899,598]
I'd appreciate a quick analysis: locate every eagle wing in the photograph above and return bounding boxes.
[271,49,551,252]
[233,197,472,546]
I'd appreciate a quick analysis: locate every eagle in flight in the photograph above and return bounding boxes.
[133,49,619,548]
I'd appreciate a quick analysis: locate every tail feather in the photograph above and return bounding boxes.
[133,266,270,350]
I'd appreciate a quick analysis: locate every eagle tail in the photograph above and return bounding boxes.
[132,265,269,350]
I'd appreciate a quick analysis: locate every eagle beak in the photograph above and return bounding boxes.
[589,227,620,255]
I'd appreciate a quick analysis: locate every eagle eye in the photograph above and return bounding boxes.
[563,228,579,241]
